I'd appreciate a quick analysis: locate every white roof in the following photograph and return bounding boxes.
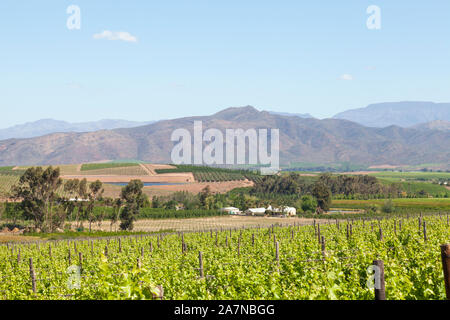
[221,207,240,211]
[247,208,266,213]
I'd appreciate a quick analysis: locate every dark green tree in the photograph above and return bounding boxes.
[312,181,332,212]
[12,166,62,231]
[120,180,147,230]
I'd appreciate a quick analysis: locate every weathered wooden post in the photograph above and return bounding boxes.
[29,258,36,293]
[104,245,108,258]
[79,252,83,273]
[199,251,204,278]
[373,260,386,300]
[379,227,383,241]
[321,236,326,259]
[441,244,450,300]
[423,221,427,242]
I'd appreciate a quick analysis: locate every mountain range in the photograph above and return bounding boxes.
[0,106,449,167]
[333,101,450,128]
[0,119,154,140]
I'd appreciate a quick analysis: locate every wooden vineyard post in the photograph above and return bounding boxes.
[68,249,72,265]
[237,237,241,257]
[79,252,83,274]
[119,238,122,253]
[17,248,21,265]
[399,220,402,232]
[137,258,141,269]
[198,251,204,279]
[317,224,321,244]
[321,236,326,259]
[152,285,164,300]
[252,233,255,247]
[441,244,450,300]
[423,221,427,242]
[379,227,383,241]
[418,217,422,233]
[29,258,36,293]
[49,244,52,259]
[141,247,144,258]
[346,224,350,240]
[373,260,386,300]
[394,220,397,236]
[275,241,280,270]
[105,245,108,258]
[215,232,218,247]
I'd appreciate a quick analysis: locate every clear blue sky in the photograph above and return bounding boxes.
[0,1,449,128]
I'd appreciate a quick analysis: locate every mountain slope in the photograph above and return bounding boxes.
[333,102,450,127]
[0,106,449,167]
[0,119,154,140]
[412,120,450,132]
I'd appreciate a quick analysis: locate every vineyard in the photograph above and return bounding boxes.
[154,165,263,183]
[0,214,449,300]
[0,175,20,198]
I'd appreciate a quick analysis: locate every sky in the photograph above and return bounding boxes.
[0,1,449,128]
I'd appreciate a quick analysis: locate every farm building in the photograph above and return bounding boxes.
[220,207,241,215]
[245,208,266,216]
[266,205,296,216]
[282,206,297,216]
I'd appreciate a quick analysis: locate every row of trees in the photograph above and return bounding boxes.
[11,167,147,232]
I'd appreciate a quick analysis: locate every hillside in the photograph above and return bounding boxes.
[0,119,154,140]
[412,120,450,132]
[333,101,450,128]
[0,106,449,167]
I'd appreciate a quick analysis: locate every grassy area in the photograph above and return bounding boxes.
[370,171,450,182]
[332,198,450,211]
[80,162,139,171]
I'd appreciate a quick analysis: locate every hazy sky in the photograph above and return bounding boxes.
[0,1,449,128]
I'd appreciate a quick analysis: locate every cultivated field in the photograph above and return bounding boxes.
[1,214,449,299]
[82,216,318,233]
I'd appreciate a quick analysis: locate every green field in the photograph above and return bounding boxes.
[155,165,262,183]
[371,171,450,182]
[332,198,450,212]
[1,214,449,299]
[80,163,139,171]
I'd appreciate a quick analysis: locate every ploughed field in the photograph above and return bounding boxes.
[1,214,449,300]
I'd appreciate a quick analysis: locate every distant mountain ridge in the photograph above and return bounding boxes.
[0,106,448,168]
[0,119,154,140]
[333,101,450,127]
[268,111,314,118]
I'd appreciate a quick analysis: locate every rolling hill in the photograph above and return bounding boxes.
[0,106,449,167]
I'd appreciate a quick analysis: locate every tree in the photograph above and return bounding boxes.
[312,181,332,212]
[12,166,62,231]
[199,186,212,208]
[86,180,104,232]
[300,195,317,213]
[120,180,147,230]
